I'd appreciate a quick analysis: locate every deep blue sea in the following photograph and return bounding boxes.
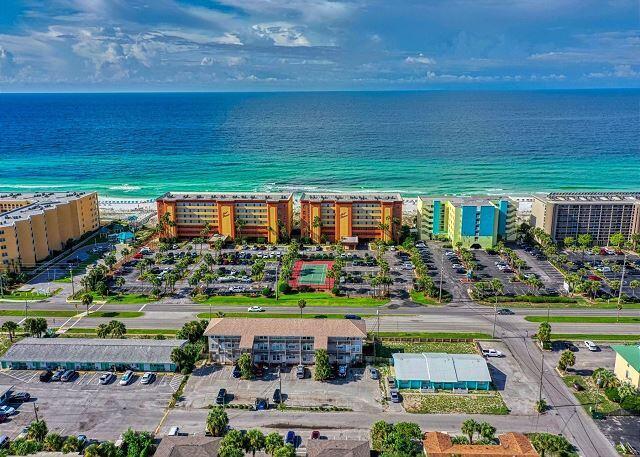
[0,90,638,199]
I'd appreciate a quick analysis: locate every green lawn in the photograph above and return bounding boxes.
[551,333,640,342]
[0,309,78,317]
[87,311,144,318]
[194,292,388,307]
[0,289,54,301]
[409,291,443,306]
[377,331,492,340]
[481,296,640,309]
[402,391,509,415]
[526,315,640,324]
[63,328,177,336]
[196,312,373,319]
[562,374,619,415]
[375,341,478,358]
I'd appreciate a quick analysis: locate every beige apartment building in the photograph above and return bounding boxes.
[531,192,640,245]
[0,192,100,271]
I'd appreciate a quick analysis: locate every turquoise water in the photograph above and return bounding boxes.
[0,90,638,199]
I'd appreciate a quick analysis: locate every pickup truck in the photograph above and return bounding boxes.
[482,348,504,358]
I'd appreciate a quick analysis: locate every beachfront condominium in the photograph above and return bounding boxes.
[299,192,403,245]
[531,192,640,246]
[417,196,517,249]
[0,191,100,272]
[156,192,293,243]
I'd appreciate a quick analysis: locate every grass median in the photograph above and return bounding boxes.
[526,315,640,324]
[194,292,388,307]
[551,333,639,342]
[62,328,177,336]
[86,311,144,318]
[376,331,492,339]
[196,312,373,319]
[0,310,78,318]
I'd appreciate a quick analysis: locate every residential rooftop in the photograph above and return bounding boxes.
[306,440,370,457]
[612,345,640,372]
[423,432,538,456]
[393,353,492,383]
[0,191,97,226]
[300,192,402,202]
[156,192,293,202]
[1,337,187,365]
[536,192,640,203]
[204,318,367,350]
[154,436,222,457]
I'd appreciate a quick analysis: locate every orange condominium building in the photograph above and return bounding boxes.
[0,191,100,272]
[300,192,403,244]
[156,192,293,243]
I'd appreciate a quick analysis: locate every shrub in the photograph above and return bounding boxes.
[604,387,621,403]
[278,282,292,294]
[620,395,640,413]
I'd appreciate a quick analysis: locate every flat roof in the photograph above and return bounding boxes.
[157,192,292,202]
[418,196,512,207]
[300,192,402,203]
[0,191,97,226]
[1,337,187,365]
[204,318,367,350]
[612,345,640,372]
[392,353,491,383]
[535,192,640,203]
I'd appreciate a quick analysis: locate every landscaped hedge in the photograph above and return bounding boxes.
[491,295,578,304]
[605,387,621,403]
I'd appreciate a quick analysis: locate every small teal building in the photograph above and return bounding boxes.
[1,337,187,372]
[392,353,492,390]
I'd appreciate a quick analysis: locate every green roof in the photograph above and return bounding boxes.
[612,345,640,371]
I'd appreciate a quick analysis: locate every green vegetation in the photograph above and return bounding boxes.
[64,327,177,336]
[376,331,492,339]
[106,293,157,304]
[526,315,640,324]
[562,375,620,415]
[54,252,102,282]
[87,311,144,318]
[0,289,55,301]
[551,333,640,342]
[528,433,577,457]
[402,391,509,414]
[196,312,373,319]
[0,309,77,317]
[194,292,388,307]
[314,349,332,381]
[370,421,423,455]
[375,340,477,358]
[409,290,442,305]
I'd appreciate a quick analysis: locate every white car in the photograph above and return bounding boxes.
[482,348,504,358]
[99,372,115,385]
[248,306,264,312]
[119,370,134,386]
[584,341,599,351]
[0,405,16,416]
[140,372,155,385]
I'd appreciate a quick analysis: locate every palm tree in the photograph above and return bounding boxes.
[592,368,618,389]
[297,299,306,317]
[629,279,640,299]
[1,321,18,342]
[80,292,94,316]
[461,419,479,444]
[245,429,266,457]
[206,406,229,437]
[108,320,127,338]
[27,419,48,442]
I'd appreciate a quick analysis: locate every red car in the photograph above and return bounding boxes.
[0,412,7,423]
[587,275,602,281]
[310,431,320,440]
[132,252,143,259]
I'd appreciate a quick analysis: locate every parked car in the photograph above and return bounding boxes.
[168,426,180,436]
[99,372,115,385]
[389,389,401,403]
[140,372,155,385]
[584,341,599,352]
[337,365,348,378]
[369,367,380,380]
[253,364,265,377]
[497,308,514,315]
[273,388,282,404]
[482,349,504,358]
[255,398,268,410]
[77,435,88,449]
[572,381,584,391]
[39,370,53,382]
[343,314,361,320]
[285,431,296,446]
[561,341,579,352]
[216,389,227,405]
[0,405,16,416]
[296,365,305,379]
[387,376,396,388]
[0,435,9,449]
[0,414,7,424]
[16,427,29,440]
[232,365,241,378]
[119,370,134,386]
[50,369,65,382]
[9,392,30,403]
[247,306,264,312]
[61,370,77,382]
[310,431,321,440]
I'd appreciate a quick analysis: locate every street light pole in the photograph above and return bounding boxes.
[438,249,444,303]
[617,251,627,322]
[275,262,279,301]
[69,266,75,297]
[538,350,545,404]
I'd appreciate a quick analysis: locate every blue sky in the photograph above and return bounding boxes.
[0,0,638,91]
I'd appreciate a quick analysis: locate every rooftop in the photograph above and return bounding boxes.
[612,345,640,372]
[538,192,640,203]
[1,337,187,365]
[157,192,292,202]
[418,196,512,207]
[300,192,402,203]
[204,318,367,349]
[306,440,370,457]
[154,436,222,457]
[0,191,97,226]
[392,353,492,383]
[423,432,538,457]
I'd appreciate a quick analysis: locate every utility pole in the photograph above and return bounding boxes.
[492,302,497,338]
[438,250,444,303]
[33,403,39,422]
[69,266,75,297]
[0,273,3,296]
[538,350,545,404]
[24,300,29,320]
[617,251,627,321]
[275,262,279,301]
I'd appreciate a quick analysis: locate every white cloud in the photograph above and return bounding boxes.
[404,53,436,65]
[252,23,310,47]
[212,33,243,46]
[586,64,639,79]
[0,46,18,78]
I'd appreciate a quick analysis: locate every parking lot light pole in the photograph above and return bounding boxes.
[275,263,279,301]
[438,250,444,303]
[69,266,75,297]
[617,251,627,321]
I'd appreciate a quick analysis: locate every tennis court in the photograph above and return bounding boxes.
[290,260,335,290]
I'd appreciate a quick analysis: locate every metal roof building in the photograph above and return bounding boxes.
[1,337,187,372]
[392,353,492,390]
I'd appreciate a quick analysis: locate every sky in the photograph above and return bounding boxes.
[0,0,638,91]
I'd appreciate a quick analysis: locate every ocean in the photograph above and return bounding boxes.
[0,90,638,199]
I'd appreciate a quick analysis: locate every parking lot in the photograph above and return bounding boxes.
[179,364,382,413]
[0,370,182,440]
